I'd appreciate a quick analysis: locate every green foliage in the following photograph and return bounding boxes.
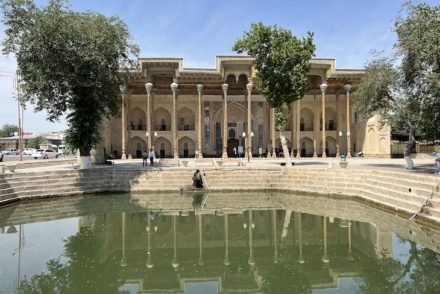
[1,0,139,156]
[19,227,121,293]
[0,123,18,137]
[261,247,311,294]
[27,135,48,148]
[355,2,440,157]
[233,22,315,111]
[275,109,288,132]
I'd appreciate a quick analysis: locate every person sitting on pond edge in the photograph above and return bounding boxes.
[193,169,203,188]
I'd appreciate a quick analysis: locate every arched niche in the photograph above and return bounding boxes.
[129,107,146,131]
[326,107,337,131]
[226,74,236,86]
[300,137,313,157]
[154,107,171,131]
[130,136,146,158]
[238,74,248,88]
[177,107,195,131]
[154,137,171,158]
[178,136,195,158]
[301,107,314,131]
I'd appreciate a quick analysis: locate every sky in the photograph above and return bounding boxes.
[0,0,437,133]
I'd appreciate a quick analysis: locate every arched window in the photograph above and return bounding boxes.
[228,129,236,139]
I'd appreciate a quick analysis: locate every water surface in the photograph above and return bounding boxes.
[0,192,439,293]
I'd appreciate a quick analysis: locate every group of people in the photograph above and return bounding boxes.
[142,149,156,167]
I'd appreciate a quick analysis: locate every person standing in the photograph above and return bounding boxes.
[435,151,440,175]
[142,150,148,166]
[149,149,155,166]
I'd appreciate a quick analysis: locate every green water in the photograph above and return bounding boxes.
[0,192,439,294]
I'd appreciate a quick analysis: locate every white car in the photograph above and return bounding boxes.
[32,149,59,159]
[23,148,36,156]
[1,148,19,155]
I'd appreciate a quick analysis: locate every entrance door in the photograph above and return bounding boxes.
[227,139,239,157]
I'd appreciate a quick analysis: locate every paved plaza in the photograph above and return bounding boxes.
[3,156,438,176]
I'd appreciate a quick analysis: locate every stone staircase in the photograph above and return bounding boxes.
[1,166,440,225]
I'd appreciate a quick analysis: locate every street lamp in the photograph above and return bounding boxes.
[0,72,23,161]
[338,131,350,156]
[242,131,246,159]
[244,131,254,163]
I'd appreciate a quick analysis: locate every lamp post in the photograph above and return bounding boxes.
[243,131,254,163]
[242,132,246,159]
[0,72,23,161]
[338,131,350,156]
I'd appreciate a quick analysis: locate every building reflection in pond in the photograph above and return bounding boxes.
[1,193,440,294]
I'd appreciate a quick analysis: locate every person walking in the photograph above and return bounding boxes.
[149,149,155,167]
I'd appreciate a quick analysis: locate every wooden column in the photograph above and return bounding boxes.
[197,84,203,158]
[345,84,352,157]
[296,100,301,158]
[171,81,178,159]
[145,83,153,151]
[320,82,328,158]
[247,82,253,158]
[222,83,229,158]
[119,85,127,160]
[271,108,276,158]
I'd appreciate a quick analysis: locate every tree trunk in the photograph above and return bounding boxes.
[404,128,416,170]
[79,148,92,169]
[279,131,291,165]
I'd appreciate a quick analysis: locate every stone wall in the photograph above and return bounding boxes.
[1,166,439,225]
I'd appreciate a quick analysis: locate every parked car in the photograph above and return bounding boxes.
[57,145,69,155]
[1,148,19,155]
[32,149,59,159]
[23,148,36,156]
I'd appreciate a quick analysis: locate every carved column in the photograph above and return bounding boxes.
[313,95,318,158]
[171,81,179,159]
[320,82,328,158]
[271,108,276,158]
[127,98,132,160]
[145,83,153,151]
[222,83,229,158]
[336,93,340,157]
[296,99,301,158]
[119,85,127,160]
[197,84,204,158]
[247,82,253,158]
[345,84,352,157]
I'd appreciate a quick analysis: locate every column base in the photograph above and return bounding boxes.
[121,153,127,160]
[313,152,317,158]
[222,152,228,159]
[198,152,203,158]
[173,152,179,159]
[128,153,133,160]
[272,149,276,158]
[347,150,352,158]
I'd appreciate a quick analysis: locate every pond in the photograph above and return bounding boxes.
[0,192,439,294]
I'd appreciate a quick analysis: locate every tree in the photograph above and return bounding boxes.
[355,2,440,169]
[1,0,139,168]
[27,135,48,149]
[0,123,18,137]
[233,23,315,133]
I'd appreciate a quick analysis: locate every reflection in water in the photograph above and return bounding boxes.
[0,192,439,293]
